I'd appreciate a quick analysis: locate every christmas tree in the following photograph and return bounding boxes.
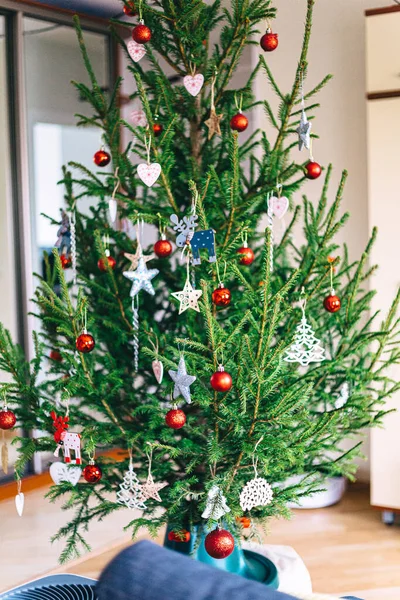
[0,0,399,563]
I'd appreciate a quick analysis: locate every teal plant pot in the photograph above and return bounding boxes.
[164,525,279,589]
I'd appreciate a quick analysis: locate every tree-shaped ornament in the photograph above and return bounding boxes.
[116,454,147,510]
[284,292,326,367]
[240,437,273,512]
[201,485,231,520]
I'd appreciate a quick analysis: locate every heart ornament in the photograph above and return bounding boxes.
[269,195,289,220]
[152,359,164,384]
[137,163,161,187]
[183,74,204,97]
[15,492,24,517]
[131,110,148,128]
[127,40,146,63]
[50,461,82,486]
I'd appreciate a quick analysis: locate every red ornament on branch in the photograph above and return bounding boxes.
[260,28,279,52]
[205,527,235,559]
[50,349,63,362]
[323,293,341,313]
[98,255,117,272]
[154,236,173,258]
[76,330,95,354]
[153,123,163,138]
[0,408,16,430]
[212,284,231,307]
[83,461,103,483]
[165,408,186,429]
[94,149,111,167]
[132,23,152,44]
[237,242,255,266]
[236,516,251,529]
[210,365,233,393]
[167,530,191,543]
[304,161,322,180]
[60,254,71,269]
[230,112,248,133]
[123,1,136,16]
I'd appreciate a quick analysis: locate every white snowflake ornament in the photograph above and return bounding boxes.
[240,477,273,512]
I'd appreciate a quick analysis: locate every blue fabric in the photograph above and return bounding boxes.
[96,540,299,600]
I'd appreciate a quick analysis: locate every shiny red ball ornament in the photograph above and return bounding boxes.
[154,237,173,258]
[230,112,249,133]
[94,149,111,167]
[76,331,95,354]
[205,528,235,559]
[323,293,341,313]
[237,244,255,266]
[210,365,233,393]
[212,284,231,307]
[123,1,136,15]
[260,28,279,52]
[0,408,16,430]
[50,349,63,362]
[304,161,322,180]
[132,23,152,44]
[165,408,186,429]
[98,256,117,272]
[60,254,71,269]
[83,462,103,483]
[168,530,191,543]
[153,123,163,138]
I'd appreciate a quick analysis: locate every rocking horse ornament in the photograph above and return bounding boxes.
[51,410,82,465]
[170,213,216,266]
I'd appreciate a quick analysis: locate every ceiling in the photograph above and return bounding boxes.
[35,0,123,18]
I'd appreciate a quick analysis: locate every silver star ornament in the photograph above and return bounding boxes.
[296,109,312,151]
[168,356,196,404]
[171,280,202,314]
[123,257,159,298]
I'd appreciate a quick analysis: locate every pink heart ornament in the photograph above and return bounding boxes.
[269,196,289,219]
[137,163,161,187]
[183,74,204,97]
[152,359,164,384]
[127,40,146,63]
[131,110,148,127]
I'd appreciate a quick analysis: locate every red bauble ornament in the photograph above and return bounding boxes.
[205,528,235,559]
[154,237,173,258]
[60,254,71,269]
[323,294,341,313]
[237,244,255,266]
[260,29,279,52]
[94,149,111,167]
[0,408,16,430]
[50,349,63,362]
[236,516,251,529]
[304,161,322,180]
[230,112,249,133]
[168,530,191,543]
[153,123,163,138]
[123,1,136,15]
[98,256,117,272]
[212,284,231,307]
[76,331,95,354]
[165,408,186,429]
[210,365,233,393]
[83,462,103,483]
[132,23,152,44]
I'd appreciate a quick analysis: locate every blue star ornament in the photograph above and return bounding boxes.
[168,356,196,404]
[123,257,159,298]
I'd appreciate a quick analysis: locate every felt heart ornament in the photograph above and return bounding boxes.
[183,74,204,97]
[109,198,117,223]
[15,492,24,517]
[50,461,82,486]
[152,359,164,384]
[269,196,289,219]
[137,163,161,187]
[127,40,146,63]
[131,110,148,127]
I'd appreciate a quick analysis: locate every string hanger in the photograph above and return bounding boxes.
[252,435,264,478]
[234,92,243,114]
[216,260,227,287]
[112,167,121,199]
[144,134,152,165]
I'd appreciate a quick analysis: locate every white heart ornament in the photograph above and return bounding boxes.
[131,110,148,127]
[137,163,161,187]
[152,359,164,384]
[50,462,82,486]
[269,196,289,219]
[15,492,24,517]
[183,74,204,97]
[127,40,146,63]
[109,198,117,223]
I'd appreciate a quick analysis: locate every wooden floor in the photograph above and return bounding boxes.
[1,483,400,598]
